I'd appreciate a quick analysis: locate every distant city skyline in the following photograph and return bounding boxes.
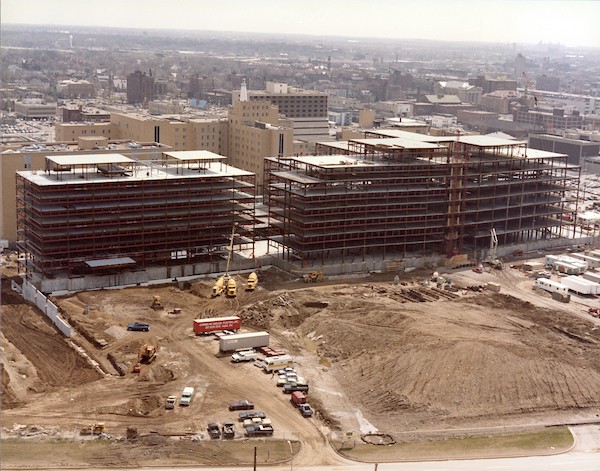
[2,0,600,48]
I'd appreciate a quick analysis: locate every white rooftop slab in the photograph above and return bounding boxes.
[163,150,226,161]
[47,154,135,166]
[351,137,442,150]
[457,135,527,147]
[294,155,377,168]
[317,141,351,150]
[20,161,254,186]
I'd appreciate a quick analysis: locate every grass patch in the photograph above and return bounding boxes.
[337,426,573,462]
[1,438,301,469]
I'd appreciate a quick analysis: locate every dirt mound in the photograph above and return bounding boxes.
[189,281,212,299]
[97,395,163,417]
[1,305,102,389]
[291,288,600,430]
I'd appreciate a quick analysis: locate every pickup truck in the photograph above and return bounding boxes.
[283,383,309,394]
[231,351,259,363]
[127,322,150,332]
[165,395,177,409]
[207,423,221,439]
[229,400,254,411]
[238,411,266,421]
[222,421,235,439]
[245,424,274,437]
[298,403,313,417]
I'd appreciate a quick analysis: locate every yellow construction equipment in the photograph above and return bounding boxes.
[212,276,226,297]
[138,343,157,364]
[304,271,324,283]
[151,295,163,310]
[291,269,324,283]
[226,277,237,297]
[213,224,237,298]
[246,272,258,291]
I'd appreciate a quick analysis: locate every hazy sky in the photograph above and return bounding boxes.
[2,0,599,47]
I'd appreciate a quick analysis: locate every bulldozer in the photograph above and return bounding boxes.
[304,271,324,283]
[151,295,163,310]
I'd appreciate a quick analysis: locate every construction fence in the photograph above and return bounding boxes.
[19,278,72,337]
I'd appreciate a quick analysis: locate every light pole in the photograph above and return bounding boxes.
[287,439,293,471]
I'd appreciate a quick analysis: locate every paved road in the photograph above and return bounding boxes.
[28,451,599,471]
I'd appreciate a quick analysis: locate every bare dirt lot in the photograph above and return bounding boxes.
[2,263,600,467]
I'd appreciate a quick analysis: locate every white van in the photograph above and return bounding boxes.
[259,355,294,373]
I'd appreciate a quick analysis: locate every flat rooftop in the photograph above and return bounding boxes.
[163,150,226,161]
[19,157,254,186]
[3,140,169,153]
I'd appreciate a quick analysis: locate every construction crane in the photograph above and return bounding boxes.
[485,228,503,270]
[212,224,237,297]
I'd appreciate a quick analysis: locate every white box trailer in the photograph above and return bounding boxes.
[219,332,269,352]
[561,276,600,295]
[570,253,600,270]
[534,278,568,295]
[545,254,588,272]
[583,271,600,284]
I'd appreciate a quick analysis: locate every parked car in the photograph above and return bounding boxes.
[180,386,195,406]
[229,400,255,411]
[127,322,150,332]
[238,411,266,421]
[245,424,274,437]
[165,395,177,409]
[283,383,309,394]
[207,423,221,439]
[298,404,313,417]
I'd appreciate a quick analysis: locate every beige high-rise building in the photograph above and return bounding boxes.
[233,82,329,143]
[227,99,293,189]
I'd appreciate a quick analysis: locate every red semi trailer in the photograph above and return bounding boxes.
[193,316,241,335]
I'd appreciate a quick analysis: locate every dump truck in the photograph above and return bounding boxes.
[246,272,258,291]
[193,316,241,335]
[219,331,269,353]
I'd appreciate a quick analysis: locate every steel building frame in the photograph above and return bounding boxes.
[268,137,579,265]
[16,153,255,281]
